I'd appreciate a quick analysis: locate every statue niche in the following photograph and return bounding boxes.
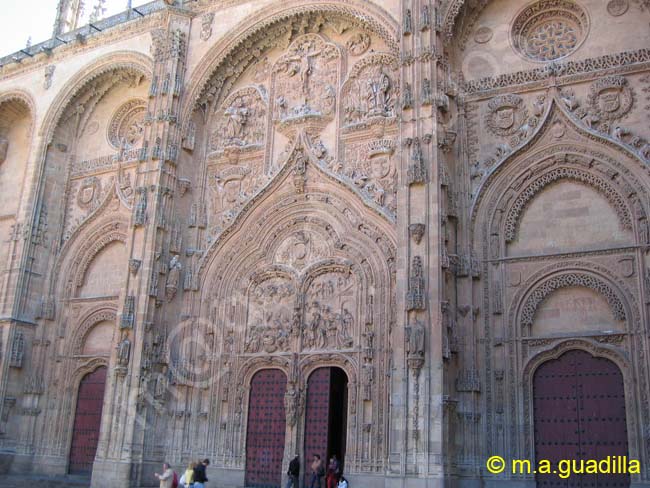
[245,277,294,354]
[341,53,400,130]
[271,34,340,134]
[209,87,267,153]
[303,271,355,351]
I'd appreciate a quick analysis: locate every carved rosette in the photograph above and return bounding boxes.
[271,34,341,137]
[510,0,589,62]
[107,99,147,149]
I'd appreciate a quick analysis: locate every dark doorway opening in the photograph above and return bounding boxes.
[304,367,348,486]
[533,349,629,488]
[69,366,107,475]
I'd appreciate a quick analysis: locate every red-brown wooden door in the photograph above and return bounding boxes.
[533,350,629,487]
[69,366,107,474]
[245,369,287,488]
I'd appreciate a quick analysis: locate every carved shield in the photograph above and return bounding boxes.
[598,89,621,113]
[495,107,515,130]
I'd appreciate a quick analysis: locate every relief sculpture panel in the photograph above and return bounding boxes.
[245,277,295,354]
[303,271,355,351]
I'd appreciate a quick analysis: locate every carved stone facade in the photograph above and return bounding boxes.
[0,1,648,487]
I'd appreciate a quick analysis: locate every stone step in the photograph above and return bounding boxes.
[0,474,90,488]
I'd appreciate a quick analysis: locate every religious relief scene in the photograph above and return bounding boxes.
[0,0,649,487]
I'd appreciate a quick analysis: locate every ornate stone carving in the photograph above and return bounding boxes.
[456,369,481,392]
[9,331,25,368]
[520,272,627,327]
[275,231,328,270]
[304,272,355,350]
[406,138,427,185]
[474,26,493,44]
[165,255,182,301]
[133,187,147,226]
[406,319,425,371]
[346,32,371,56]
[108,99,146,149]
[406,256,425,311]
[245,277,294,354]
[511,0,589,62]
[409,223,425,244]
[200,12,214,41]
[337,139,397,215]
[341,53,399,129]
[44,65,55,89]
[607,0,629,16]
[209,87,267,152]
[116,336,131,368]
[76,176,102,210]
[587,76,634,123]
[271,34,340,135]
[485,94,529,137]
[120,295,135,329]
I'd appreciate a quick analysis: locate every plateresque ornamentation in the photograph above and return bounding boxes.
[511,0,589,62]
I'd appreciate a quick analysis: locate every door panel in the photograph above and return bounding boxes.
[245,369,287,488]
[533,350,629,487]
[69,366,107,474]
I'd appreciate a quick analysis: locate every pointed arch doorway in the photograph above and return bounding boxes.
[303,367,349,486]
[68,365,107,474]
[533,349,630,487]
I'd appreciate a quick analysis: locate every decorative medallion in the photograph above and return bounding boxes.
[346,32,371,56]
[474,26,493,44]
[108,99,147,149]
[607,0,629,16]
[587,75,634,122]
[511,0,589,62]
[485,94,529,136]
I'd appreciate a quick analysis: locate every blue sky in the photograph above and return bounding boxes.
[1,0,150,57]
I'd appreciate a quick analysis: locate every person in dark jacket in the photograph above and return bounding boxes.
[286,454,300,488]
[193,458,210,488]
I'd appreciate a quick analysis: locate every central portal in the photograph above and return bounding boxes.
[304,367,348,485]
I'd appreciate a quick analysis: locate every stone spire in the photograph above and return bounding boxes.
[52,0,83,36]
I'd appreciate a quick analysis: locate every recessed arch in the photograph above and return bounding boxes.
[182,0,399,121]
[72,307,117,356]
[38,51,153,144]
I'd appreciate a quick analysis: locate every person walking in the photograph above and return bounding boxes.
[310,454,324,488]
[193,458,210,488]
[182,461,196,488]
[154,462,174,488]
[326,455,341,488]
[286,454,300,488]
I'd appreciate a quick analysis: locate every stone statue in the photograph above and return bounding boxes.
[406,319,425,358]
[223,97,250,142]
[367,71,393,116]
[117,337,131,367]
[165,255,182,301]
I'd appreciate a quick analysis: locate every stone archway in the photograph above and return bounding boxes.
[533,350,630,487]
[69,366,108,475]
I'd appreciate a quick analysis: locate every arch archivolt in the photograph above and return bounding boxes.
[53,212,129,300]
[508,260,639,339]
[71,307,118,357]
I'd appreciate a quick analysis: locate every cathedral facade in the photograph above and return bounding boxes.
[0,0,649,487]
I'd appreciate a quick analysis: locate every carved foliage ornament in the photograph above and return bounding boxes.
[511,0,589,62]
[521,273,626,327]
[485,94,529,137]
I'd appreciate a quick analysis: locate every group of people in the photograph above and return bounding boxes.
[154,458,210,488]
[286,454,348,488]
